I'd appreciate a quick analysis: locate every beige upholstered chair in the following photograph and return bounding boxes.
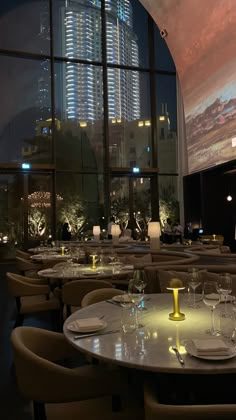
[11,326,128,420]
[81,287,125,308]
[16,249,31,259]
[62,279,113,318]
[16,256,41,277]
[6,272,60,329]
[144,380,236,420]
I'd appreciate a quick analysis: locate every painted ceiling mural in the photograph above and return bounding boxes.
[140,0,236,173]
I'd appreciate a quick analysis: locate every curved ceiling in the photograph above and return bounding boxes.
[140,0,236,173]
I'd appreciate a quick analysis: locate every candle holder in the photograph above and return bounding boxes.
[167,279,185,321]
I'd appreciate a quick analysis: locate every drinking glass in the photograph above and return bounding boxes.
[217,273,232,317]
[188,268,201,308]
[231,297,236,343]
[128,277,145,327]
[202,281,221,336]
[133,269,147,294]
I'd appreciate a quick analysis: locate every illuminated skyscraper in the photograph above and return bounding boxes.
[61,0,140,122]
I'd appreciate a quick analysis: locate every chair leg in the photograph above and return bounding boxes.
[51,310,62,332]
[13,314,24,328]
[33,401,47,420]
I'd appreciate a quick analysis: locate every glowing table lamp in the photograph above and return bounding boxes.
[93,225,101,242]
[167,278,185,321]
[90,254,98,270]
[148,221,161,251]
[111,224,121,245]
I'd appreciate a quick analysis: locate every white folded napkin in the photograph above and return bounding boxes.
[123,265,134,270]
[192,339,231,355]
[67,317,104,332]
[113,294,132,303]
[42,268,57,274]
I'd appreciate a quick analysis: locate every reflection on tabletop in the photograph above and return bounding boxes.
[63,293,236,374]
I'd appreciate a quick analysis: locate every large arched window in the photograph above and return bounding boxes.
[0,0,177,253]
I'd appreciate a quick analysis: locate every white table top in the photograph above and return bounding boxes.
[63,293,236,374]
[38,263,133,280]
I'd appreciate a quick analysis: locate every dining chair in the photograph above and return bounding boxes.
[16,256,41,278]
[16,249,31,259]
[81,287,125,307]
[11,326,128,420]
[6,272,61,330]
[144,380,236,419]
[62,279,113,318]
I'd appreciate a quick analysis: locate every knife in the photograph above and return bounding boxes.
[171,346,185,365]
[73,329,120,340]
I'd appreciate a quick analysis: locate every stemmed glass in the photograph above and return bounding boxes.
[132,269,147,308]
[217,273,232,318]
[128,275,146,328]
[188,268,201,308]
[203,281,221,336]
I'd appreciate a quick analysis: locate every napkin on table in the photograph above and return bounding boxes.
[192,339,231,356]
[67,317,104,332]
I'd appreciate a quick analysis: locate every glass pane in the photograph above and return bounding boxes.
[28,174,53,242]
[55,61,104,171]
[0,0,50,54]
[53,0,102,61]
[133,177,151,240]
[154,25,176,72]
[108,69,151,168]
[105,0,149,67]
[156,74,178,173]
[159,175,179,231]
[0,173,24,258]
[110,177,129,229]
[0,55,52,164]
[56,173,104,239]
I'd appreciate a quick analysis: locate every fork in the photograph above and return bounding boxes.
[171,346,185,365]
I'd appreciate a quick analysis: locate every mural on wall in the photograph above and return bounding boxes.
[140,0,236,173]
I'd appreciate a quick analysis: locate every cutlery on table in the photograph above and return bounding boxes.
[73,329,120,340]
[105,299,121,306]
[171,346,185,365]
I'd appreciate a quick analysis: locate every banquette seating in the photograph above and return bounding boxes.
[143,264,236,294]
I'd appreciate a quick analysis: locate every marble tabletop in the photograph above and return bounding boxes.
[63,293,236,374]
[38,263,134,280]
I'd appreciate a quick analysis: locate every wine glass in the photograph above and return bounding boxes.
[217,273,232,318]
[188,268,201,308]
[202,281,221,336]
[128,277,145,328]
[133,269,147,309]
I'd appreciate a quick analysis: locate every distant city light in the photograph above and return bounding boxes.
[22,163,31,169]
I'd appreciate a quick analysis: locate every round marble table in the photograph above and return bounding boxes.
[38,263,134,281]
[63,293,236,374]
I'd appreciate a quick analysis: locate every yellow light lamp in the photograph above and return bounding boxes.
[167,278,185,321]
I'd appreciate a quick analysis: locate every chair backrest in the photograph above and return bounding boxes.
[81,287,124,307]
[16,256,41,276]
[16,249,31,259]
[6,272,49,297]
[144,381,236,420]
[62,279,113,307]
[11,326,121,405]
